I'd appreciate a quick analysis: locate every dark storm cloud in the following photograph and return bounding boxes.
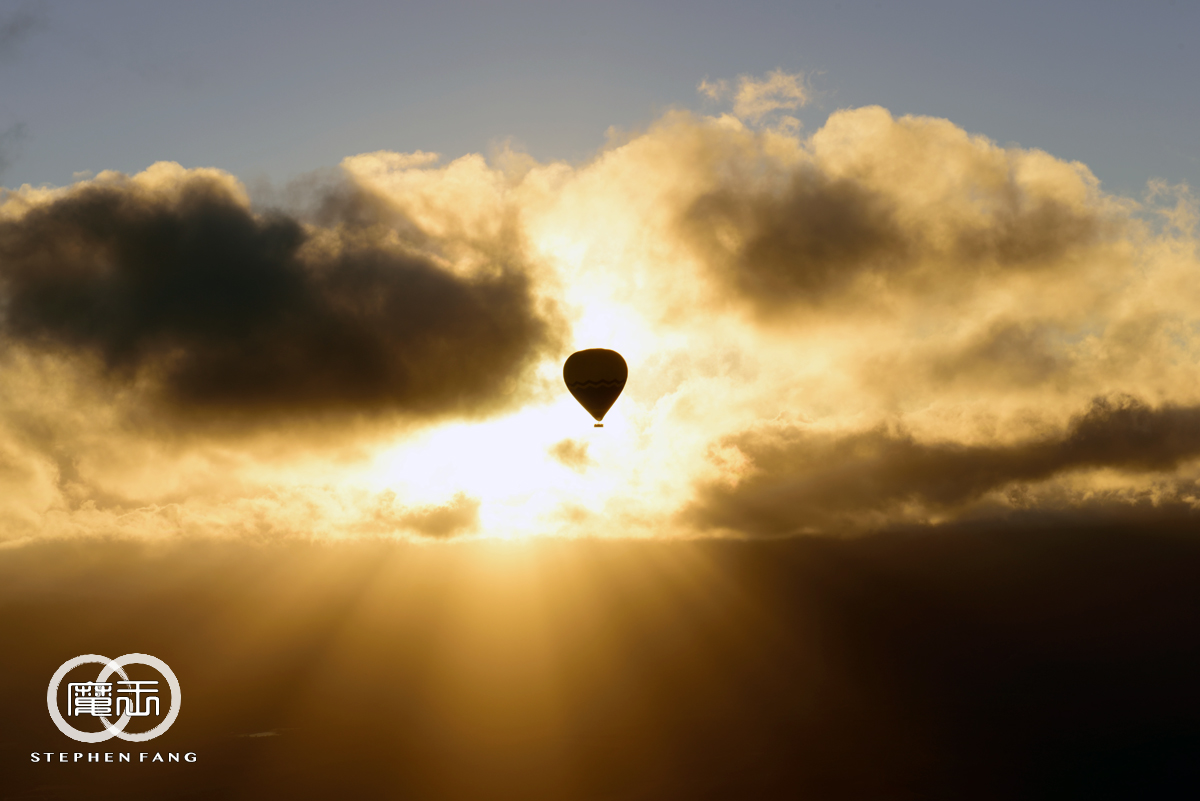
[0,172,561,423]
[688,395,1200,536]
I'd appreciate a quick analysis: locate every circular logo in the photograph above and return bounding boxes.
[47,654,181,743]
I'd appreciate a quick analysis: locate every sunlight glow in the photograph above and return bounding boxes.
[358,387,639,538]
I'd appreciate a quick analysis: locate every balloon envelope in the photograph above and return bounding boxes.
[563,348,627,422]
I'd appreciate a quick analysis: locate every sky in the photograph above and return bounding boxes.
[2,2,1200,798]
[1,1,1199,195]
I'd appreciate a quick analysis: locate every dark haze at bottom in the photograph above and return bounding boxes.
[1,526,1198,800]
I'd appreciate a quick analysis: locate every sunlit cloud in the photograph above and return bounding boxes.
[697,77,728,101]
[731,69,810,122]
[3,91,1200,543]
[698,69,810,124]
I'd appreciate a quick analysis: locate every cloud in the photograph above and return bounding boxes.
[697,77,728,101]
[683,166,910,307]
[732,69,809,122]
[679,106,1119,314]
[0,162,562,425]
[686,395,1200,536]
[926,320,1066,388]
[3,97,1200,544]
[360,490,481,538]
[548,438,594,473]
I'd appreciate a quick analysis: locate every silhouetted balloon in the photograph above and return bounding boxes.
[564,348,627,426]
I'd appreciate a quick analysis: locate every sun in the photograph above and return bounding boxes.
[355,380,636,538]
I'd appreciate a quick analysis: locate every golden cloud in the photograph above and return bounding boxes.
[2,100,1199,542]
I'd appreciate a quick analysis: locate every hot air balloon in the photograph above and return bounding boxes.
[563,348,627,427]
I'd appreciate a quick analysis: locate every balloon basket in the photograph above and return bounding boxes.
[594,424,603,428]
